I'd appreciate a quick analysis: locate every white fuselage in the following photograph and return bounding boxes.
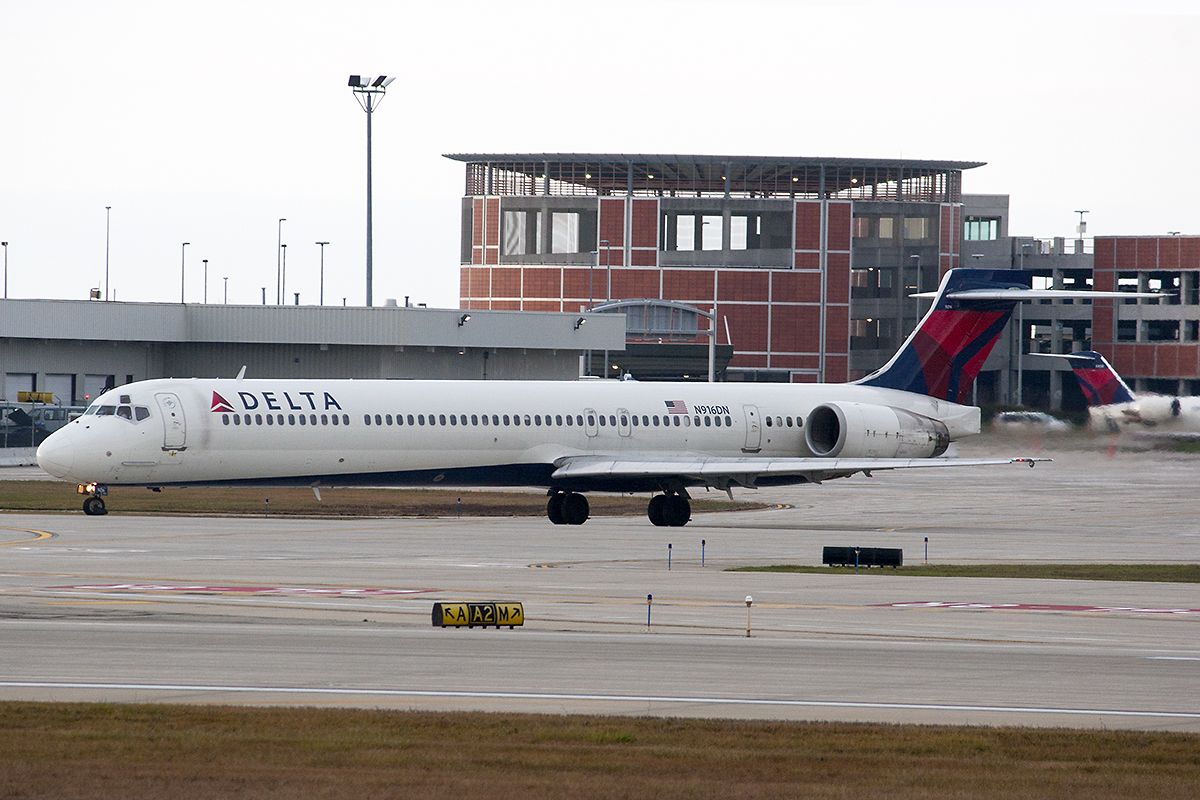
[36,377,980,489]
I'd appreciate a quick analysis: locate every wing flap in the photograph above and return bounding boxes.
[551,455,1046,481]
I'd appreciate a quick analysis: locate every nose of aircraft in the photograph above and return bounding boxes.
[36,431,75,478]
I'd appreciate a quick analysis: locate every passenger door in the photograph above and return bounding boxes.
[617,408,632,438]
[742,404,761,453]
[155,392,187,451]
[583,408,599,438]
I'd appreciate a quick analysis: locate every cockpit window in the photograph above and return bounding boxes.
[83,406,98,415]
[135,406,150,421]
[96,406,116,416]
[116,406,132,420]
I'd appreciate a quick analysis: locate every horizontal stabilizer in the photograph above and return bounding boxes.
[912,288,1165,301]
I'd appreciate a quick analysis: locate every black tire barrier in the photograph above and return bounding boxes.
[822,546,902,568]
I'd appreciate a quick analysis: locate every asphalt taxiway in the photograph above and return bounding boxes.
[1,437,1198,730]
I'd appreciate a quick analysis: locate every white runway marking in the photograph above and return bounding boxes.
[1147,656,1200,662]
[2,681,1198,720]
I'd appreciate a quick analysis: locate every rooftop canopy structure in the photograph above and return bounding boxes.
[444,153,984,202]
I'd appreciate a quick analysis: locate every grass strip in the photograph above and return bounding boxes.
[0,480,762,517]
[728,563,1200,582]
[1,702,1197,800]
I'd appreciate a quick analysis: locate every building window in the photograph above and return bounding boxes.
[903,217,931,240]
[877,216,895,240]
[964,216,999,241]
[551,212,579,253]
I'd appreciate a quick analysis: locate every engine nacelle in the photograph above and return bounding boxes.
[805,402,950,459]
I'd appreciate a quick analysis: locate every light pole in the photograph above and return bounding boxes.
[202,259,209,304]
[281,244,287,303]
[1,241,7,299]
[104,206,111,301]
[316,241,329,305]
[348,74,395,307]
[180,242,190,303]
[223,276,229,304]
[276,218,286,304]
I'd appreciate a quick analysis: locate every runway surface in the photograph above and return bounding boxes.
[1,436,1198,730]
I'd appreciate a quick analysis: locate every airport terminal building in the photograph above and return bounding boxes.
[4,151,1197,420]
[0,299,624,406]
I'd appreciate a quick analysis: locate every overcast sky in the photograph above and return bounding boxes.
[2,0,1197,308]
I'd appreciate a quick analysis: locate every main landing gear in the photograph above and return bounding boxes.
[547,491,590,525]
[545,489,691,527]
[647,492,690,527]
[80,483,109,516]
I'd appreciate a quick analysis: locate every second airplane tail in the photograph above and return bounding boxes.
[1061,351,1136,407]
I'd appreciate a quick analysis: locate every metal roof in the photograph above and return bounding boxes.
[0,299,626,351]
[443,153,986,170]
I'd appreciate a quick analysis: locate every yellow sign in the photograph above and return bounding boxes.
[432,601,524,628]
[17,391,54,403]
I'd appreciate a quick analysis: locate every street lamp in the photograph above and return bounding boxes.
[348,74,396,307]
[223,276,229,304]
[1,241,7,299]
[315,241,330,305]
[104,206,111,301]
[276,218,286,304]
[280,244,287,303]
[202,259,209,304]
[180,242,190,303]
[1074,209,1089,237]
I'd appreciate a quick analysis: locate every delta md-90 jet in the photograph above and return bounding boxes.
[36,269,1150,525]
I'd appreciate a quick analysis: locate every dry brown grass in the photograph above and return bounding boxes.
[0,480,762,517]
[1,703,1197,799]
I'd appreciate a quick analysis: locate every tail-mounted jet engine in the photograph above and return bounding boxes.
[805,402,949,459]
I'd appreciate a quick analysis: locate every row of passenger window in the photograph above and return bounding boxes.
[221,413,351,427]
[218,410,798,432]
[361,412,737,429]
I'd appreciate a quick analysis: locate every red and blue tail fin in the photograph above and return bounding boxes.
[856,269,1030,404]
[1066,351,1136,407]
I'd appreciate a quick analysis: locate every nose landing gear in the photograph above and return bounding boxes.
[79,484,109,516]
[648,492,690,527]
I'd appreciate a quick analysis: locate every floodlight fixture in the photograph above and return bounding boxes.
[348,73,396,307]
[458,313,472,327]
[574,317,586,330]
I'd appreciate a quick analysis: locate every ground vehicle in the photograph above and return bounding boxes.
[991,411,1071,434]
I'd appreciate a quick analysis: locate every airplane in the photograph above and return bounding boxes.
[1039,350,1200,436]
[35,269,1153,524]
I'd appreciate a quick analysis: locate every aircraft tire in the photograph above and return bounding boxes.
[83,496,107,516]
[563,492,589,525]
[647,495,668,526]
[547,493,566,525]
[665,495,690,527]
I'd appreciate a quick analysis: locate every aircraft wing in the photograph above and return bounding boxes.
[550,455,1046,484]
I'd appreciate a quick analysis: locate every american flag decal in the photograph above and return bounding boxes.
[664,400,688,414]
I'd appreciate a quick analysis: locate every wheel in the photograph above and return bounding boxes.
[665,495,690,527]
[562,492,590,525]
[547,493,566,525]
[82,496,107,516]
[647,495,667,526]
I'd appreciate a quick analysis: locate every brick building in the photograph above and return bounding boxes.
[1092,236,1200,394]
[447,154,983,383]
